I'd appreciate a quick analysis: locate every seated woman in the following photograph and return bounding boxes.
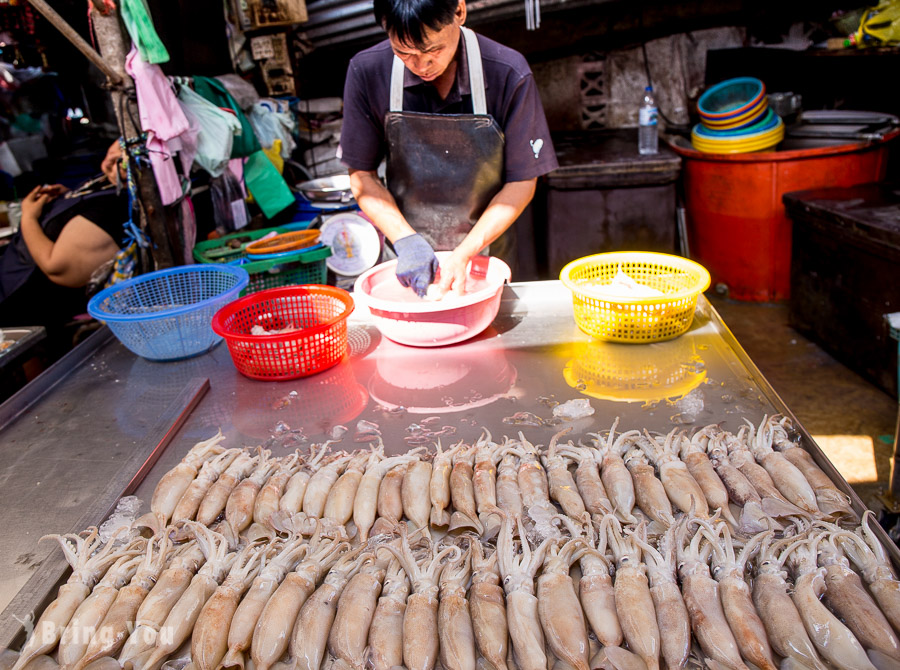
[0,141,130,349]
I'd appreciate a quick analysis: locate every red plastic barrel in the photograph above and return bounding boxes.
[671,131,898,301]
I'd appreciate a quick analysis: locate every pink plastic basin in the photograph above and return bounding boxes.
[353,253,511,347]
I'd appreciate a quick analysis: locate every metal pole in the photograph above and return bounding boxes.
[26,0,122,86]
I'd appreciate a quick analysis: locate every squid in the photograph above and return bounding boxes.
[430,441,465,528]
[629,524,691,670]
[541,428,588,522]
[251,526,350,670]
[769,415,856,519]
[554,515,621,649]
[604,515,660,670]
[366,556,410,670]
[225,449,279,535]
[438,540,477,670]
[254,452,301,526]
[675,517,747,670]
[134,524,234,670]
[172,449,241,523]
[323,449,373,525]
[353,442,422,542]
[641,429,708,518]
[496,514,552,670]
[589,420,639,523]
[12,527,140,670]
[780,530,875,670]
[622,446,674,527]
[751,532,827,670]
[747,416,819,515]
[328,548,390,669]
[835,511,900,635]
[191,541,266,670]
[118,537,205,664]
[537,538,590,670]
[449,445,483,535]
[472,430,504,540]
[468,541,508,670]
[197,449,259,526]
[699,520,776,670]
[150,430,227,523]
[381,524,461,670]
[221,534,308,670]
[680,431,739,527]
[289,546,368,670]
[280,444,332,515]
[302,447,351,519]
[813,524,900,663]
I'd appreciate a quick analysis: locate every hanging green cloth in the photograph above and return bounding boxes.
[120,0,169,64]
[193,77,261,158]
[243,150,296,219]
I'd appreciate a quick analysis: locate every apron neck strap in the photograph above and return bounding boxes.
[389,26,487,114]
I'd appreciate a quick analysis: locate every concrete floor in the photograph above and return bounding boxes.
[709,296,898,512]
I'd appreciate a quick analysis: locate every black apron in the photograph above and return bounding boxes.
[385,26,506,254]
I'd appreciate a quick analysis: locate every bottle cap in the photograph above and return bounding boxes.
[645,86,652,92]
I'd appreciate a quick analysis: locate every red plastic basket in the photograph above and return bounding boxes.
[211,285,354,380]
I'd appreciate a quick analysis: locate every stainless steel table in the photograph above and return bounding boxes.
[0,280,888,648]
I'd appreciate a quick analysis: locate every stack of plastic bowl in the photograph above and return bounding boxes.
[692,77,784,154]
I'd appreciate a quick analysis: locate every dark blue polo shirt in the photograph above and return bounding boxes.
[339,30,558,183]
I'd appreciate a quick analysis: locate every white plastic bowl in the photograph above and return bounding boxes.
[353,252,511,347]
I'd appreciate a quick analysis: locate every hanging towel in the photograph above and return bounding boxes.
[120,0,169,64]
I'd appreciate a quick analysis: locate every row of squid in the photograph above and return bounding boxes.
[8,415,893,670]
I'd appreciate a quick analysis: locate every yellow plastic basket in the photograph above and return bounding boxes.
[560,252,711,343]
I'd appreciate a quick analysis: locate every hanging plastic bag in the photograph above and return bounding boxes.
[177,86,241,177]
[244,150,295,219]
[211,169,251,234]
[249,103,297,158]
[856,0,900,45]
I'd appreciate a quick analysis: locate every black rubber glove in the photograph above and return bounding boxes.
[394,233,438,298]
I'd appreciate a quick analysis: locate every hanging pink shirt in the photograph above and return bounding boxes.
[125,47,195,205]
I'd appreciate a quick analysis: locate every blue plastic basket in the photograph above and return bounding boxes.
[88,265,250,361]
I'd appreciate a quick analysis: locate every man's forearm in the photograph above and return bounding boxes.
[457,179,537,258]
[348,169,416,244]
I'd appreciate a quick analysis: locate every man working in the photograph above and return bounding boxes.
[340,0,557,296]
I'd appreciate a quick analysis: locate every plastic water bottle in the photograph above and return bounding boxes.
[638,86,658,155]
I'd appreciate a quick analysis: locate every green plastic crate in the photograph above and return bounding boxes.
[193,227,331,295]
[193,226,299,264]
[242,246,331,295]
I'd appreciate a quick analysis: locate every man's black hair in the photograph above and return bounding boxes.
[373,0,459,49]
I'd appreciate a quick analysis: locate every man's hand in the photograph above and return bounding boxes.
[38,184,69,199]
[20,186,52,221]
[435,248,474,297]
[394,233,438,298]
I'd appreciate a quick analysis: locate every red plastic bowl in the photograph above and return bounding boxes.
[353,253,511,347]
[211,285,354,380]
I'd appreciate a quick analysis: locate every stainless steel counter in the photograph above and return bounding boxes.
[0,280,888,647]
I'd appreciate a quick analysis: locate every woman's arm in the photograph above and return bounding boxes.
[19,187,120,288]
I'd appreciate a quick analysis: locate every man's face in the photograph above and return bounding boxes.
[389,16,461,82]
[101,142,124,184]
